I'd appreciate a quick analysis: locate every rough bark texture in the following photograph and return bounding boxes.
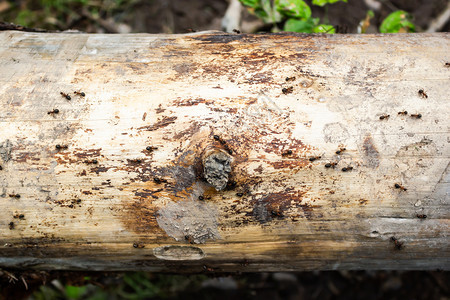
[0,31,449,271]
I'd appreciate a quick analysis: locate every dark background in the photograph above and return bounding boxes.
[0,0,449,299]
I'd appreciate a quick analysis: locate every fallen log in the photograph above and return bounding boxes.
[0,31,449,271]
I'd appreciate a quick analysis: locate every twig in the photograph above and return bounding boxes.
[426,2,450,32]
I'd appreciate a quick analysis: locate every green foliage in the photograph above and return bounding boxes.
[313,24,335,33]
[379,10,415,33]
[275,0,311,19]
[312,0,347,7]
[15,9,34,27]
[283,17,318,32]
[1,0,129,31]
[30,273,209,300]
[239,0,340,33]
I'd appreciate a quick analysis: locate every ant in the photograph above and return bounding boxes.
[390,236,404,250]
[418,89,428,98]
[198,196,204,201]
[282,150,293,157]
[74,91,85,97]
[9,194,20,198]
[445,62,450,67]
[129,159,142,164]
[146,146,158,152]
[0,165,3,170]
[271,210,284,218]
[232,29,241,34]
[410,113,422,119]
[8,222,14,230]
[236,192,244,197]
[394,183,407,191]
[325,162,337,168]
[47,109,59,115]
[133,242,145,249]
[84,159,98,164]
[213,135,233,154]
[55,144,68,150]
[416,214,427,219]
[282,86,293,95]
[285,76,296,82]
[14,214,25,219]
[60,92,71,100]
[335,147,346,155]
[309,156,321,162]
[341,166,353,172]
[153,177,167,184]
[185,235,195,244]
[379,114,390,120]
[398,111,408,115]
[203,265,214,272]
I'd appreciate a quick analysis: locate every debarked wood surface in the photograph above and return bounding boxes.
[0,31,449,271]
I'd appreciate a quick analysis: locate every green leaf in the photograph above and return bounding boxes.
[275,0,311,19]
[379,10,415,33]
[65,285,87,299]
[283,18,319,33]
[15,10,33,27]
[239,0,259,8]
[313,24,335,33]
[312,0,347,7]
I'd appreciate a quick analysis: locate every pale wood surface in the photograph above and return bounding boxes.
[0,31,449,271]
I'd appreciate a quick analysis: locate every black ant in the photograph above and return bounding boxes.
[282,150,293,157]
[8,222,14,230]
[390,236,404,250]
[325,162,337,168]
[129,159,142,164]
[341,166,353,172]
[133,242,145,248]
[213,135,226,145]
[232,29,241,34]
[146,146,158,152]
[198,196,204,201]
[60,92,71,100]
[213,135,233,154]
[9,194,20,198]
[55,144,68,150]
[282,87,293,95]
[379,114,390,120]
[74,91,85,97]
[285,76,296,82]
[398,111,408,115]
[394,183,407,191]
[271,210,284,218]
[309,156,321,162]
[153,177,167,184]
[0,165,3,170]
[410,113,422,119]
[418,89,428,98]
[84,159,98,164]
[335,147,346,155]
[185,235,195,244]
[203,265,214,272]
[416,214,427,219]
[47,109,59,115]
[236,192,244,197]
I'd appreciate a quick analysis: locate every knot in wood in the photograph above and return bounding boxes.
[203,149,232,191]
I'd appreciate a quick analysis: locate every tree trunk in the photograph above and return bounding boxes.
[0,31,449,271]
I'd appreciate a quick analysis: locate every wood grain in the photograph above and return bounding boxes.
[0,31,449,271]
